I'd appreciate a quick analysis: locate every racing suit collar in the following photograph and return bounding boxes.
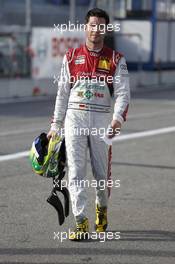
[83,43,104,56]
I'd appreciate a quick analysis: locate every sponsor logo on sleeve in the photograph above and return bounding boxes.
[120,63,129,76]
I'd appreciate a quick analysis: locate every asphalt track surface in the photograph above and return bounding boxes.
[0,88,175,264]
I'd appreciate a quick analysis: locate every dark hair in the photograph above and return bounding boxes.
[85,8,110,25]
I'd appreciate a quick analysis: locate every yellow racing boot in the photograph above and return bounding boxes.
[69,217,89,241]
[95,204,108,232]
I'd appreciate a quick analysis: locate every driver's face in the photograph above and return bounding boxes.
[85,16,107,44]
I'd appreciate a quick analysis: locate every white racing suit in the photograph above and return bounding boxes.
[51,44,130,221]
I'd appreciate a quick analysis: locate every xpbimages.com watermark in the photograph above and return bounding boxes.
[53,74,121,86]
[54,179,120,191]
[53,21,120,34]
[53,230,120,243]
[57,127,121,139]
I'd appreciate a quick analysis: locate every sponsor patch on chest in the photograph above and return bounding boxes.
[77,90,104,100]
[74,55,86,65]
[97,57,111,72]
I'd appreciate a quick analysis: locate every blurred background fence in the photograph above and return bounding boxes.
[0,0,175,99]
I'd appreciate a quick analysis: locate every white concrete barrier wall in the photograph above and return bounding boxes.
[130,71,175,90]
[0,78,58,99]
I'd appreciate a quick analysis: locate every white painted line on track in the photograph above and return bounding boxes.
[0,126,175,162]
[113,126,175,142]
[0,110,175,137]
[0,151,29,162]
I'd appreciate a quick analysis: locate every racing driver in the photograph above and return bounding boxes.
[47,8,130,241]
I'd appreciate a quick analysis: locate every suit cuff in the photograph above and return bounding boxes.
[112,114,124,124]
